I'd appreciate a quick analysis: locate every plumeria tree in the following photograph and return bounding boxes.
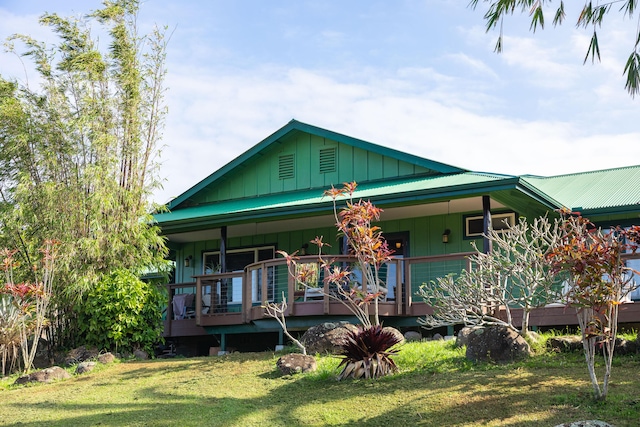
[547,210,640,401]
[262,293,307,355]
[418,215,564,336]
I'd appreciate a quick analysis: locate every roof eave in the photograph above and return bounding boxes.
[157,175,527,234]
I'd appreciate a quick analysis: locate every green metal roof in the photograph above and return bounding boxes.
[166,119,467,210]
[156,122,640,234]
[521,165,640,213]
[155,172,522,231]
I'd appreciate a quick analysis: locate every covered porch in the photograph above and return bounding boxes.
[164,252,472,337]
[163,251,640,347]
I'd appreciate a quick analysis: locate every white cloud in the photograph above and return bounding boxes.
[156,62,640,204]
[3,1,640,207]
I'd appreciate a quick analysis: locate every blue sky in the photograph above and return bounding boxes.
[1,1,639,205]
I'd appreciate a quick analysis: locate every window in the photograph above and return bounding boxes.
[464,212,516,238]
[203,246,274,274]
[202,246,275,303]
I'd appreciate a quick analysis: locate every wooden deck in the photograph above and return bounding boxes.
[164,252,640,338]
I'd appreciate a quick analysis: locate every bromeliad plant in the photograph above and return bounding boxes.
[337,325,401,380]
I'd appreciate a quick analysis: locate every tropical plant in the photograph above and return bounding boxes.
[274,182,401,379]
[75,269,165,355]
[418,215,564,336]
[337,325,401,380]
[0,293,25,375]
[0,241,57,374]
[546,210,640,401]
[0,0,170,350]
[278,182,393,328]
[470,0,640,96]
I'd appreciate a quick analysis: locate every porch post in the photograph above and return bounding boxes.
[482,195,492,254]
[220,226,228,272]
[220,226,228,310]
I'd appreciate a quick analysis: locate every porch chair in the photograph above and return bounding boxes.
[172,293,195,319]
[303,287,324,301]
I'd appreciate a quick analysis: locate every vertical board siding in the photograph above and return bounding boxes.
[186,132,438,205]
[296,133,312,189]
[256,157,271,195]
[383,157,399,178]
[367,151,384,181]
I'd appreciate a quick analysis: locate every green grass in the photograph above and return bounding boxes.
[1,338,639,426]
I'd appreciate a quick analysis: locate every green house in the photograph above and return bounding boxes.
[154,120,640,354]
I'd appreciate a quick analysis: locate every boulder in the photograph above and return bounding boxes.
[75,361,96,375]
[547,336,583,353]
[404,330,422,342]
[554,421,614,427]
[301,322,359,354]
[14,366,71,385]
[133,349,149,360]
[98,352,116,364]
[614,337,638,355]
[276,353,317,375]
[64,346,100,366]
[465,325,531,363]
[456,326,482,348]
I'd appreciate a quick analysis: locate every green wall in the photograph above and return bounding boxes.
[189,131,432,205]
[174,211,483,283]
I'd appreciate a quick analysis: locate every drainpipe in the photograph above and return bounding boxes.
[482,195,492,254]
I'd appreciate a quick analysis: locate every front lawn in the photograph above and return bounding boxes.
[1,338,639,426]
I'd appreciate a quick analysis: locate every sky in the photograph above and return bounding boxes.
[1,1,639,205]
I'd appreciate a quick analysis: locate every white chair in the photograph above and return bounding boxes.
[304,287,324,301]
[202,293,212,314]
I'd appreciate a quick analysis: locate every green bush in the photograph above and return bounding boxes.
[76,269,165,355]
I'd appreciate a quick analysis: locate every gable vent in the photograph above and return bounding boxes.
[278,154,295,179]
[319,147,337,174]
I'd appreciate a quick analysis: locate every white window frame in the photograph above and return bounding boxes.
[465,212,516,238]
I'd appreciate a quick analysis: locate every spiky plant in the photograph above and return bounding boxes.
[337,325,401,380]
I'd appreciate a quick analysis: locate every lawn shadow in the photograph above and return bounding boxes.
[4,351,640,427]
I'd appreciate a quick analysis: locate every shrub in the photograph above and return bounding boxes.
[75,269,165,355]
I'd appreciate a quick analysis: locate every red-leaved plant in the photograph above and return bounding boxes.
[277,182,393,328]
[0,241,57,375]
[271,183,401,379]
[547,210,639,401]
[337,325,401,380]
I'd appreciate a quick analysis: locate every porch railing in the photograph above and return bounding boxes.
[167,252,476,325]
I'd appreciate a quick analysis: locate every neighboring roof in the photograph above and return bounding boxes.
[155,171,525,231]
[522,165,640,214]
[166,119,467,210]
